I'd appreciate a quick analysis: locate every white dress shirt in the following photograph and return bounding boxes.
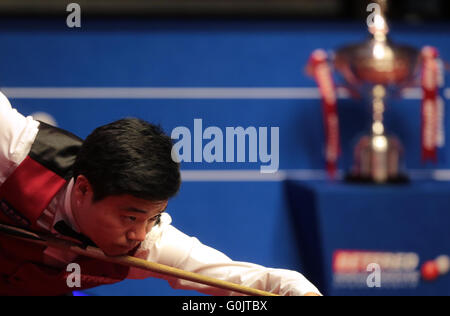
[0,91,320,296]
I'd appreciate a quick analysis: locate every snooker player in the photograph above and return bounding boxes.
[0,91,321,296]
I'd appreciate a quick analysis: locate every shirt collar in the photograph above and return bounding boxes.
[61,177,81,233]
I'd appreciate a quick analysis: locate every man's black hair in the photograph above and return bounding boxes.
[73,118,181,202]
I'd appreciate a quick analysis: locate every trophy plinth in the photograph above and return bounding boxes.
[334,10,419,184]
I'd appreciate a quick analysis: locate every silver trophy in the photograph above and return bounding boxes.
[333,0,420,183]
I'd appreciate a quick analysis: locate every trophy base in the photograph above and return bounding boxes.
[347,133,409,185]
[345,172,409,185]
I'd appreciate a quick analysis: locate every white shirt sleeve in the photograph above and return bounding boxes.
[0,91,40,182]
[128,213,321,296]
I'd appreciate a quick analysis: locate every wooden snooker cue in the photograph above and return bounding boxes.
[0,223,278,296]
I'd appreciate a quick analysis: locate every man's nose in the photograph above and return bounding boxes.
[127,224,147,242]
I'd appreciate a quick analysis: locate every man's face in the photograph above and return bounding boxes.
[71,175,168,256]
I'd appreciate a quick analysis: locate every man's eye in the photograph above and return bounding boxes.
[149,214,162,222]
[125,216,137,222]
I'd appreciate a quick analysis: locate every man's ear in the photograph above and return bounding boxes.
[73,175,94,201]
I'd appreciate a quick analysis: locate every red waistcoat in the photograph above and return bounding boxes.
[0,122,130,295]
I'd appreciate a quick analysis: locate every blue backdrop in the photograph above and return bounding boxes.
[0,17,449,295]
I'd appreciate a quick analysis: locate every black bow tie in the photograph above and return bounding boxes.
[53,220,96,248]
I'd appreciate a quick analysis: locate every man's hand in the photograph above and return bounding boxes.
[303,292,322,296]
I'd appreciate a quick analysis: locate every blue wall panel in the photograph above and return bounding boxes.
[0,18,449,295]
